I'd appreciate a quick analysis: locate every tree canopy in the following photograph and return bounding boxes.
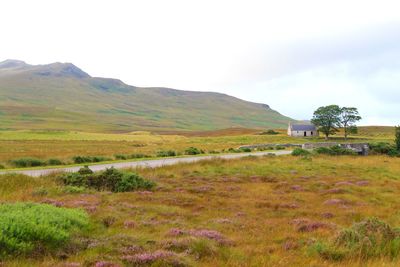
[340,107,362,140]
[311,105,342,139]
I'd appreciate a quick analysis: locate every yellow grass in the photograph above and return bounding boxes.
[1,154,400,266]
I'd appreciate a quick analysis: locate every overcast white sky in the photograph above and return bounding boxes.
[1,0,399,125]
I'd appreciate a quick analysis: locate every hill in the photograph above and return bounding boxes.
[0,59,292,132]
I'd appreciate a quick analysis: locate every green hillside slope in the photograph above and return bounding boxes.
[0,59,292,132]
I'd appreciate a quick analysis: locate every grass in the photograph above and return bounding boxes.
[0,126,394,168]
[1,153,400,266]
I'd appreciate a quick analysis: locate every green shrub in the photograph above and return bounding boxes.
[291,148,311,156]
[0,164,4,169]
[11,157,46,168]
[115,154,128,160]
[0,202,88,258]
[130,153,151,159]
[208,150,220,154]
[91,156,111,162]
[260,129,279,135]
[72,156,111,164]
[369,142,398,156]
[396,126,400,152]
[184,147,204,155]
[227,148,239,153]
[59,167,156,193]
[157,150,177,157]
[78,165,93,175]
[315,146,356,156]
[114,172,156,192]
[239,147,252,152]
[275,146,286,150]
[72,156,92,164]
[47,158,64,166]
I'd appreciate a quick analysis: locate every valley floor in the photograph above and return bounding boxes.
[2,155,400,266]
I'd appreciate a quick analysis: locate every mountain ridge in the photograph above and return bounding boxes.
[0,59,293,132]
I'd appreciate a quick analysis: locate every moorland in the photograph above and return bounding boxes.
[1,126,400,267]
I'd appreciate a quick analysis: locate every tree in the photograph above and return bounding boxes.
[340,107,362,140]
[311,105,342,140]
[395,126,400,152]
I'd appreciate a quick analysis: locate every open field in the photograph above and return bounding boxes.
[2,154,400,266]
[0,127,395,168]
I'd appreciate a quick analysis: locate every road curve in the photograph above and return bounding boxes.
[0,150,292,177]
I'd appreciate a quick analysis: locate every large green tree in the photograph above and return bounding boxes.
[311,105,342,139]
[340,107,362,140]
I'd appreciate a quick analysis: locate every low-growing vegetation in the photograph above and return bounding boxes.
[184,147,204,155]
[369,142,399,156]
[0,202,88,258]
[156,150,177,157]
[291,148,311,156]
[313,218,400,261]
[59,167,156,192]
[315,145,356,155]
[259,129,279,135]
[72,155,111,164]
[0,155,400,266]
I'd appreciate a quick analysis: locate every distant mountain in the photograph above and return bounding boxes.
[0,59,293,132]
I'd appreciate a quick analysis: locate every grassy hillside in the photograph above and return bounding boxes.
[0,60,292,132]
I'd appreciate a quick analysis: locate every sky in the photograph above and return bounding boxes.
[1,0,399,125]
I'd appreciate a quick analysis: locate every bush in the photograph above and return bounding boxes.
[0,202,88,258]
[72,156,92,164]
[157,150,177,157]
[369,142,398,156]
[11,157,46,168]
[291,148,311,156]
[115,172,156,192]
[227,147,252,153]
[184,147,204,155]
[78,165,93,175]
[130,153,151,159]
[72,156,111,164]
[115,154,128,160]
[260,129,279,135]
[0,164,4,169]
[59,167,156,193]
[115,154,151,160]
[275,146,286,150]
[47,158,64,166]
[315,146,356,156]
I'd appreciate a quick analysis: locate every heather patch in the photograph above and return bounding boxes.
[121,250,187,267]
[167,228,231,245]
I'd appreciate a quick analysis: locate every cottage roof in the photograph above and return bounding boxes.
[290,124,317,131]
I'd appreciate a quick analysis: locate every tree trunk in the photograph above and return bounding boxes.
[325,133,329,140]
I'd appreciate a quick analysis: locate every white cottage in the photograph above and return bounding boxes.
[288,123,318,137]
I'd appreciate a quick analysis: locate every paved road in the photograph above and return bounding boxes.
[0,150,292,177]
